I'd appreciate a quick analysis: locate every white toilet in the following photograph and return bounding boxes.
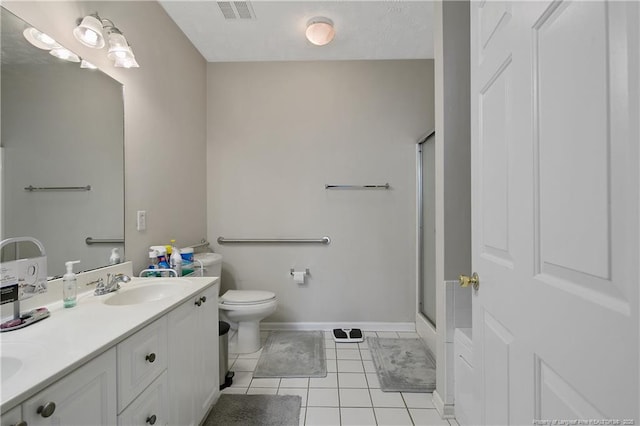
[194,252,278,354]
[219,290,278,353]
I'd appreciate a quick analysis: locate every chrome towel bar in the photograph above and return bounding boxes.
[85,237,124,245]
[188,239,210,249]
[25,185,91,192]
[217,236,331,245]
[325,183,390,189]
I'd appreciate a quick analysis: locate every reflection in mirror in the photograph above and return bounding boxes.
[1,7,125,278]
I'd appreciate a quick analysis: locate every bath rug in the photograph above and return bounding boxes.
[253,330,327,378]
[368,337,436,392]
[203,394,301,426]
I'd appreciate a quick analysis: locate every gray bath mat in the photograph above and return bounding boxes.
[368,337,436,392]
[203,394,301,426]
[253,330,327,378]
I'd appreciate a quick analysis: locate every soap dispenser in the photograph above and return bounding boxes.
[63,260,81,308]
[109,248,121,265]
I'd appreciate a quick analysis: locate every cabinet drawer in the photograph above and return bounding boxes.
[2,405,24,426]
[118,371,168,426]
[117,317,168,413]
[23,348,117,426]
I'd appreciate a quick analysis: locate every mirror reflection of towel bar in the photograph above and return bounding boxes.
[25,185,91,192]
[325,183,389,189]
[85,237,124,245]
[217,236,331,245]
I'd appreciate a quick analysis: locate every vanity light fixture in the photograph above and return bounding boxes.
[80,59,98,69]
[49,47,81,63]
[23,27,81,64]
[73,13,140,68]
[305,17,335,46]
[106,28,139,68]
[23,27,61,50]
[73,14,105,48]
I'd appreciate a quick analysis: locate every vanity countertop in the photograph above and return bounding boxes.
[0,275,219,412]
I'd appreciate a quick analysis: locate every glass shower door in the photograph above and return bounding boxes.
[418,132,436,325]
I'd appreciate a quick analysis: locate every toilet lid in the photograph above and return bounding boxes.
[220,290,276,305]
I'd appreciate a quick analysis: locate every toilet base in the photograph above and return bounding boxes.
[236,320,262,353]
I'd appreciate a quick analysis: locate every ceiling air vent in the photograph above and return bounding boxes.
[217,1,256,20]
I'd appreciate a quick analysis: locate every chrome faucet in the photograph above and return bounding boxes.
[95,273,131,296]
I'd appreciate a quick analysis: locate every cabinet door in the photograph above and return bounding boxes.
[23,348,117,426]
[167,298,197,426]
[195,285,219,421]
[1,405,24,426]
[118,371,168,426]
[117,317,168,412]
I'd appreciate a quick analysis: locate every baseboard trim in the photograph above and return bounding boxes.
[433,390,456,419]
[261,322,416,332]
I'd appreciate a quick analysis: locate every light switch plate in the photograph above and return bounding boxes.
[136,210,146,231]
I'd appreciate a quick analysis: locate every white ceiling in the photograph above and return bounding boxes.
[159,1,434,62]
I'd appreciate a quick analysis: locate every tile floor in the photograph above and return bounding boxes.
[222,330,458,426]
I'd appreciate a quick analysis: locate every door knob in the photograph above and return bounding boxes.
[459,272,479,291]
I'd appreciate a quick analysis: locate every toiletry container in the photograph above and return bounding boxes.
[180,247,194,276]
[63,260,80,308]
[170,245,182,276]
[151,246,170,276]
[109,247,121,265]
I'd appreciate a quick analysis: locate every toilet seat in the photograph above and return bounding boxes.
[220,290,276,305]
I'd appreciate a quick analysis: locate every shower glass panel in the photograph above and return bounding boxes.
[418,132,436,325]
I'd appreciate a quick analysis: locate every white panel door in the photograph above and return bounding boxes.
[470,1,639,424]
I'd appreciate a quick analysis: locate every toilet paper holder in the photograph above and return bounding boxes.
[290,268,310,276]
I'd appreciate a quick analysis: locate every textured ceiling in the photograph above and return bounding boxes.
[159,1,434,62]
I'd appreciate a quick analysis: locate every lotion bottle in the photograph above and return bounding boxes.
[170,244,182,277]
[63,260,81,308]
[109,248,121,265]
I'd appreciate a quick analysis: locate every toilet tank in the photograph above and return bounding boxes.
[193,253,223,277]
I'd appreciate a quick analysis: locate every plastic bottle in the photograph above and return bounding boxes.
[147,250,159,277]
[109,247,121,265]
[180,247,194,276]
[170,244,182,277]
[63,260,81,308]
[156,247,170,277]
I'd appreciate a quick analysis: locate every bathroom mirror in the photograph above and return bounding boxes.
[0,7,125,278]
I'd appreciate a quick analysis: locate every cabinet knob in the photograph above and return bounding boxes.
[200,296,207,303]
[146,414,157,425]
[145,353,156,363]
[37,402,56,418]
[195,299,202,307]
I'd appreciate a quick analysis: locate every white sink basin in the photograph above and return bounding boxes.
[1,356,23,382]
[103,279,190,306]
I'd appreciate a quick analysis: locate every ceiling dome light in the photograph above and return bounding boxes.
[49,47,81,63]
[305,17,335,46]
[73,14,105,48]
[23,27,61,50]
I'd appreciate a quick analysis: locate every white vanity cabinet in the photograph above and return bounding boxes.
[0,278,218,426]
[22,348,117,426]
[167,285,219,426]
[117,317,168,413]
[1,405,24,426]
[117,371,168,426]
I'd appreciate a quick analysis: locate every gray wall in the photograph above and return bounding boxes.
[434,0,472,412]
[3,1,208,272]
[207,60,434,323]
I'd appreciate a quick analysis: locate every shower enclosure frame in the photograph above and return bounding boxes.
[417,130,436,326]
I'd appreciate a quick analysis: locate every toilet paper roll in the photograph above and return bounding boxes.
[292,271,306,284]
